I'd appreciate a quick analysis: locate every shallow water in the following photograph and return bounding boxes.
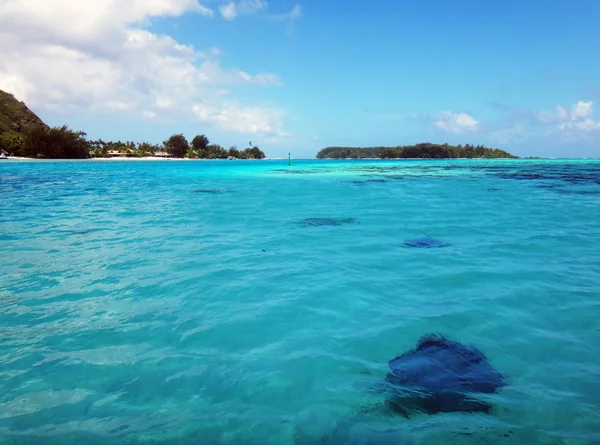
[1,159,599,444]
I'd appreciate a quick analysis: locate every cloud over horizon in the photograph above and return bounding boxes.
[500,100,600,144]
[219,0,267,20]
[434,112,479,134]
[0,0,288,136]
[556,101,600,133]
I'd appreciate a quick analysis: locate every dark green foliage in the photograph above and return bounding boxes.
[137,142,158,157]
[0,133,25,155]
[0,90,47,136]
[192,134,210,151]
[205,143,228,159]
[239,146,266,159]
[228,146,240,158]
[1,89,50,155]
[316,143,517,159]
[14,125,91,159]
[184,143,266,159]
[164,133,189,158]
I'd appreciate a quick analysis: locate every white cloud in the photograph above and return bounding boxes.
[238,0,268,15]
[219,0,267,20]
[556,106,569,121]
[572,101,593,118]
[487,99,600,148]
[556,101,600,132]
[434,111,479,134]
[269,4,302,21]
[192,100,287,135]
[0,0,286,137]
[219,2,237,20]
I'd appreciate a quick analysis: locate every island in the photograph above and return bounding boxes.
[0,89,266,160]
[316,144,517,159]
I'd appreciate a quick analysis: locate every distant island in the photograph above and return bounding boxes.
[0,89,266,160]
[316,144,517,159]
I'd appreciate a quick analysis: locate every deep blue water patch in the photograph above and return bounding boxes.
[193,189,227,194]
[348,179,386,186]
[403,237,450,248]
[297,217,357,227]
[493,164,600,186]
[372,334,506,418]
[274,169,330,175]
[553,188,600,196]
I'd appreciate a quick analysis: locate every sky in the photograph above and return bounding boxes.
[1,0,599,158]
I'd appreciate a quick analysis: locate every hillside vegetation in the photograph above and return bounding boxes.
[316,143,517,159]
[0,90,49,153]
[0,89,265,159]
[0,90,47,135]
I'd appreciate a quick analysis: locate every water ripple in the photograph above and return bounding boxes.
[1,159,600,444]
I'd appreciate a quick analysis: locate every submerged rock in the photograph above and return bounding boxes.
[193,189,227,194]
[403,237,450,249]
[298,217,357,227]
[349,179,387,185]
[371,334,506,418]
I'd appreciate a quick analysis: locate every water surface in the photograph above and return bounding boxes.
[1,159,599,444]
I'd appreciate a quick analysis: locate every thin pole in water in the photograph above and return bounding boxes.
[288,152,291,166]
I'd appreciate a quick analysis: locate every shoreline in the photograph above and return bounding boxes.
[1,156,592,162]
[1,156,287,161]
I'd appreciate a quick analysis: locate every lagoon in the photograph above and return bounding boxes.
[1,159,599,444]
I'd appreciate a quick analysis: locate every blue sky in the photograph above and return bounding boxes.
[1,0,599,157]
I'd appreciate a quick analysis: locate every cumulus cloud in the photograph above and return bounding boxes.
[434,111,479,134]
[571,101,593,118]
[485,99,600,148]
[218,1,303,38]
[219,0,268,20]
[219,2,237,20]
[556,101,600,132]
[0,0,287,136]
[192,100,288,135]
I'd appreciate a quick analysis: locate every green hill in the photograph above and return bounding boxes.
[0,90,50,155]
[0,90,48,137]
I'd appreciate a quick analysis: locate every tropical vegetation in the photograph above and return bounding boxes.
[164,134,266,159]
[316,143,517,159]
[1,89,266,159]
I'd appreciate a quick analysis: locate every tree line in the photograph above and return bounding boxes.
[316,143,517,159]
[0,125,266,159]
[162,134,265,160]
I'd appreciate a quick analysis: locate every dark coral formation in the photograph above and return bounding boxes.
[374,334,506,417]
[298,218,357,227]
[403,237,450,249]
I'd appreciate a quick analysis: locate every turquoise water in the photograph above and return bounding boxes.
[1,159,599,444]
